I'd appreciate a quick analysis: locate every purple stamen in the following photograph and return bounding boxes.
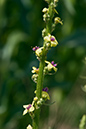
[50,37,55,41]
[26,104,31,110]
[53,64,57,67]
[42,87,49,92]
[51,61,57,67]
[51,61,54,65]
[32,47,36,51]
[32,46,39,51]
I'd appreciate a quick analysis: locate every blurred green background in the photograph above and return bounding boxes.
[0,0,86,129]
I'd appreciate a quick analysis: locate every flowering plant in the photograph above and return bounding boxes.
[23,0,63,128]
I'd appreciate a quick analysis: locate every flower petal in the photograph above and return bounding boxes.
[23,109,28,115]
[45,60,50,64]
[32,67,36,73]
[23,105,29,108]
[29,106,35,112]
[53,67,57,72]
[27,124,33,129]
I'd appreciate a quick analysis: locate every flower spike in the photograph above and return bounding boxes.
[23,0,63,128]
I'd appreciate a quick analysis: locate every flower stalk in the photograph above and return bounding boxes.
[32,60,45,129]
[23,0,63,129]
[32,2,55,128]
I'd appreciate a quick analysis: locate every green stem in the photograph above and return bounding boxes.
[32,58,45,129]
[32,1,54,128]
[46,1,54,34]
[36,60,45,98]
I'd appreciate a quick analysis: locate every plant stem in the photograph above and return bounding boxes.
[32,1,54,128]
[32,57,45,129]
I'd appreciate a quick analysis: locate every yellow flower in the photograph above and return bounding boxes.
[42,28,47,37]
[44,33,51,42]
[44,34,58,47]
[32,74,38,83]
[32,67,39,74]
[23,104,34,115]
[34,97,38,101]
[54,17,63,25]
[42,8,48,13]
[42,91,50,100]
[27,124,33,129]
[45,60,57,72]
[50,36,58,47]
[35,47,43,57]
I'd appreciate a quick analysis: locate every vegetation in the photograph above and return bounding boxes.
[0,0,86,129]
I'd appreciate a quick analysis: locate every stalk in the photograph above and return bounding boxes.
[23,0,63,129]
[32,58,45,129]
[32,1,54,129]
